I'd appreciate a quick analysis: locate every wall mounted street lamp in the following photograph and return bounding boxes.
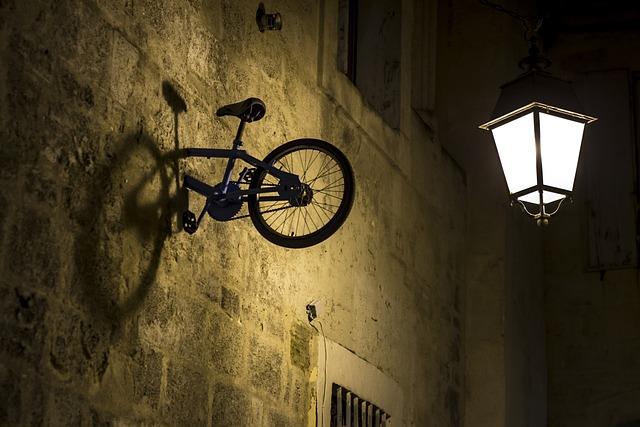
[478,8,597,226]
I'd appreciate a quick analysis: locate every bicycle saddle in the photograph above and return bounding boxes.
[216,97,266,122]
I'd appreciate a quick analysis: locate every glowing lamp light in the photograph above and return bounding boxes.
[480,70,597,225]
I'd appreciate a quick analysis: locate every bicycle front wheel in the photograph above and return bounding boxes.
[247,139,355,248]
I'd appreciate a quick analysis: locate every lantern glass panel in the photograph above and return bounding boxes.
[491,112,537,194]
[518,190,565,205]
[539,112,585,191]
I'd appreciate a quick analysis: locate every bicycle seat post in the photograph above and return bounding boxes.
[221,119,247,194]
[234,120,246,147]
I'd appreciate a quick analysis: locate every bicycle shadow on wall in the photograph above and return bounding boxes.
[74,82,188,328]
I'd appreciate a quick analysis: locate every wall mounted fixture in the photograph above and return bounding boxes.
[478,4,597,225]
[256,3,282,32]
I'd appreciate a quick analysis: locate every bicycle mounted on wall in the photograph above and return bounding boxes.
[182,97,355,248]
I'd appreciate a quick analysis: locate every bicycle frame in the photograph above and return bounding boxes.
[182,121,302,202]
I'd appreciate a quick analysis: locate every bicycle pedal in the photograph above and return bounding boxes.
[182,210,198,234]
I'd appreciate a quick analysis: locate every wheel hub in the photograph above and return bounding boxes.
[290,183,313,207]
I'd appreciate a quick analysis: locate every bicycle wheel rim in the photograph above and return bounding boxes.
[249,139,354,248]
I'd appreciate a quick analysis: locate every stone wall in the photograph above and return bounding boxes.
[0,0,466,426]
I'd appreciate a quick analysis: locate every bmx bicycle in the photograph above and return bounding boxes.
[182,97,355,248]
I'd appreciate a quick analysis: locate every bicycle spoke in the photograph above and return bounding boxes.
[276,205,297,234]
[311,154,332,183]
[313,200,338,213]
[315,181,344,193]
[276,159,289,173]
[301,209,311,234]
[262,201,290,221]
[303,150,322,182]
[252,145,350,239]
[265,204,290,225]
[310,202,330,224]
[261,200,289,212]
[315,190,343,200]
[294,208,302,236]
[300,149,314,182]
[306,206,319,232]
[308,166,342,186]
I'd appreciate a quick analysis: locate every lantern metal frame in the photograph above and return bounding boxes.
[480,100,596,223]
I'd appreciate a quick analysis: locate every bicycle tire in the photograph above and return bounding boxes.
[248,138,355,248]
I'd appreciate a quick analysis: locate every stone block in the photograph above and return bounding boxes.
[89,407,114,427]
[266,410,294,427]
[3,287,48,328]
[71,3,113,85]
[292,377,308,416]
[7,209,59,290]
[445,386,461,427]
[95,0,134,19]
[164,361,208,426]
[199,279,220,305]
[25,169,58,208]
[20,373,46,427]
[248,337,282,397]
[47,311,111,385]
[187,24,216,80]
[241,298,285,340]
[0,287,47,366]
[59,69,95,110]
[209,311,245,376]
[0,193,7,245]
[139,287,176,335]
[289,323,311,370]
[46,388,86,427]
[211,382,261,427]
[283,368,309,416]
[0,128,20,181]
[47,312,84,380]
[0,364,21,425]
[110,31,140,106]
[221,286,240,318]
[131,347,162,409]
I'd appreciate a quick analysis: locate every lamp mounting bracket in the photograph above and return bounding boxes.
[518,35,551,71]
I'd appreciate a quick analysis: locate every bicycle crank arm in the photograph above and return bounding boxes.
[183,174,215,197]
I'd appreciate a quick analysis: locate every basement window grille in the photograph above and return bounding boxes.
[330,383,390,427]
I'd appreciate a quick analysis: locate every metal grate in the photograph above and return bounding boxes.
[330,383,390,427]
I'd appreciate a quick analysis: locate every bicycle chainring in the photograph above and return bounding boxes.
[206,183,243,221]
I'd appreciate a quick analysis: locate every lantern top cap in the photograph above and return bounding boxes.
[479,70,597,130]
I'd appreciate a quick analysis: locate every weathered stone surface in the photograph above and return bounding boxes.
[221,285,240,318]
[21,374,46,427]
[0,193,7,245]
[0,1,467,426]
[89,407,114,427]
[266,409,294,427]
[209,311,245,376]
[131,347,162,409]
[47,310,111,385]
[211,382,255,427]
[289,322,311,370]
[0,287,47,366]
[164,361,208,426]
[248,336,282,397]
[7,209,59,290]
[47,387,86,427]
[0,364,21,425]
